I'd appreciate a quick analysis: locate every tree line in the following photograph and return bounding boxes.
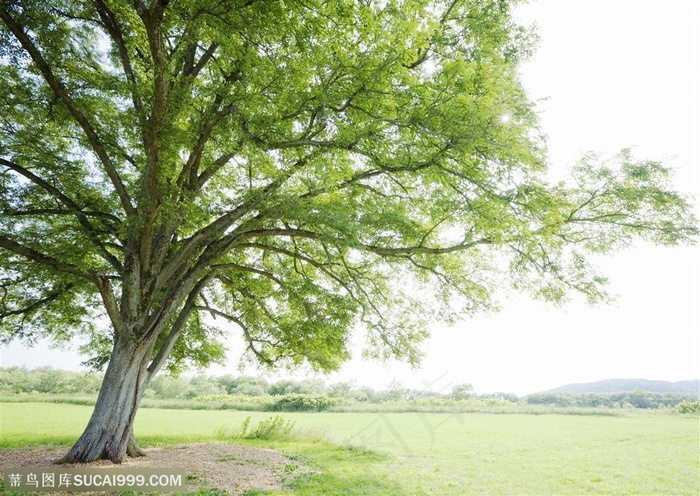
[0,366,500,403]
[2,367,697,411]
[525,391,698,409]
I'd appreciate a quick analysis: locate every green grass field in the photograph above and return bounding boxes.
[1,402,698,495]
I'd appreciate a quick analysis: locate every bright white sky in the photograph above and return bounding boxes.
[1,0,698,396]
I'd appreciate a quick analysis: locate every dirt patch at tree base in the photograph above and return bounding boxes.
[0,443,312,494]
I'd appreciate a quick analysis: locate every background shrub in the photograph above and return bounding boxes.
[676,401,700,414]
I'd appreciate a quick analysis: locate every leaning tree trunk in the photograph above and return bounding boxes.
[59,335,153,463]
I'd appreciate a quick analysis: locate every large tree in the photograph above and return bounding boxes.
[0,0,696,463]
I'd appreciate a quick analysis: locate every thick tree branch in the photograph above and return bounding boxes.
[0,7,136,217]
[361,237,492,256]
[184,42,219,78]
[146,275,210,380]
[94,0,144,119]
[0,283,75,320]
[96,274,125,337]
[212,263,285,287]
[155,151,317,291]
[0,237,124,334]
[1,207,120,223]
[0,235,98,282]
[178,100,239,193]
[237,228,492,256]
[0,158,123,271]
[93,0,150,160]
[237,242,351,289]
[195,150,239,190]
[139,11,167,209]
[239,117,369,152]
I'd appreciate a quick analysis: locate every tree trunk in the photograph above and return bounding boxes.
[127,431,147,458]
[59,336,152,464]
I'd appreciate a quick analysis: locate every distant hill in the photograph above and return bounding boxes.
[543,379,699,395]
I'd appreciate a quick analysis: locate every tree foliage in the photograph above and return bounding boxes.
[1,0,696,378]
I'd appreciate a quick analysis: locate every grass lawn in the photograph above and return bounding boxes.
[1,402,698,494]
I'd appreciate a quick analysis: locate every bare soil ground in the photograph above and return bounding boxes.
[0,443,311,494]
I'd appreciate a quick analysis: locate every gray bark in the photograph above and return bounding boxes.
[59,336,153,463]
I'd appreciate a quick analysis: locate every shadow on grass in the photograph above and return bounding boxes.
[0,441,406,496]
